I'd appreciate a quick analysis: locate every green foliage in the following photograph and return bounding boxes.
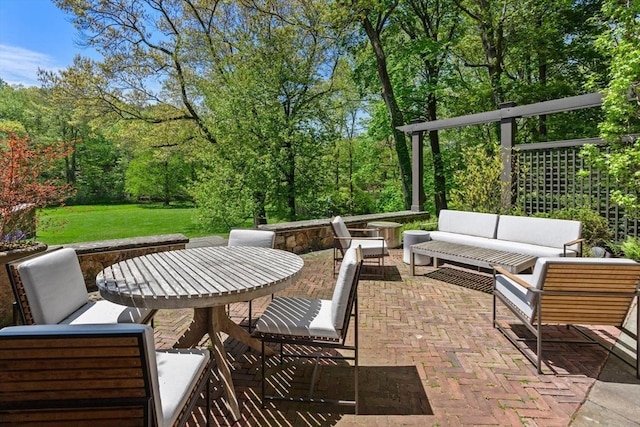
[534,207,614,256]
[449,144,506,214]
[125,151,193,205]
[580,0,640,218]
[620,236,640,262]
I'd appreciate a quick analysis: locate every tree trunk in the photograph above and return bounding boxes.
[427,95,448,214]
[362,16,413,209]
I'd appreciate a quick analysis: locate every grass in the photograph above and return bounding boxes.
[37,204,219,245]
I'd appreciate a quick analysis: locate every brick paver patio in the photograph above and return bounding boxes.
[153,249,626,426]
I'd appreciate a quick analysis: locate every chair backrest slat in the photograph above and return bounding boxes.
[538,262,640,325]
[0,324,155,426]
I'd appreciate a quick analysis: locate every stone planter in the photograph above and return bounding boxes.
[0,242,47,327]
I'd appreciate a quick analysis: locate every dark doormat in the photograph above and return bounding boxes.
[426,266,494,294]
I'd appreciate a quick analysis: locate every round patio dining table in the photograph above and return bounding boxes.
[96,246,304,421]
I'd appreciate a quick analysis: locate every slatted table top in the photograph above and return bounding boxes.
[96,246,304,309]
[411,240,537,273]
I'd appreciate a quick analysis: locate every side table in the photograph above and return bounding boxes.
[367,221,403,248]
[403,230,431,265]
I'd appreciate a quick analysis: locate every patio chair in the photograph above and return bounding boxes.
[330,215,388,277]
[227,229,276,331]
[0,323,211,426]
[253,245,364,412]
[493,257,640,377]
[7,247,155,326]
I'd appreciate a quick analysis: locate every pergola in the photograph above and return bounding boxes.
[397,92,604,211]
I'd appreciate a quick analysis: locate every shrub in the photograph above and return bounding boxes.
[536,207,615,256]
[621,236,640,262]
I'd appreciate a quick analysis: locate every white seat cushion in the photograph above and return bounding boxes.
[156,349,211,427]
[60,300,153,325]
[495,274,537,321]
[18,248,89,324]
[350,238,388,257]
[254,297,339,340]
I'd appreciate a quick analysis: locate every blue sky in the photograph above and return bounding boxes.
[0,0,94,87]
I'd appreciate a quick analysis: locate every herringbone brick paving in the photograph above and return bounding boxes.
[152,249,624,426]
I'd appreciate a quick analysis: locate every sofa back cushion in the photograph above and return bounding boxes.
[437,210,499,239]
[497,215,582,250]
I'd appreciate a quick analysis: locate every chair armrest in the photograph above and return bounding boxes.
[492,266,537,291]
[334,236,385,241]
[563,238,585,257]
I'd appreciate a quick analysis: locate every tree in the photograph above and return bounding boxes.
[581,0,640,218]
[0,131,74,248]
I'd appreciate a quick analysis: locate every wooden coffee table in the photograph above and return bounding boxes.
[410,240,537,275]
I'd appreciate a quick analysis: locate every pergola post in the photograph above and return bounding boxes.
[411,130,425,212]
[500,102,517,210]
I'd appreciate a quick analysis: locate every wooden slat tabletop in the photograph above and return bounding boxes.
[96,246,304,309]
[412,240,537,273]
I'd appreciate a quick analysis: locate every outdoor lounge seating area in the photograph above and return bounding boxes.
[410,209,585,274]
[2,242,639,425]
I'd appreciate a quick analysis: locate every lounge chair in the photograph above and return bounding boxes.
[0,323,211,426]
[331,215,388,277]
[493,257,640,377]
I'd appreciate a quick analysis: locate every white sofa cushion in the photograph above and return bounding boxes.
[438,210,499,239]
[428,231,496,248]
[497,215,582,251]
[18,248,89,324]
[480,239,577,258]
[254,297,339,339]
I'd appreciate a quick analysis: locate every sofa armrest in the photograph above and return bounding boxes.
[563,238,585,257]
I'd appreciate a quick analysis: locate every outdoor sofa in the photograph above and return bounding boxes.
[411,210,584,273]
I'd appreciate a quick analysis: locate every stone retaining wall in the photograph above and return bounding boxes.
[65,234,189,292]
[259,211,430,254]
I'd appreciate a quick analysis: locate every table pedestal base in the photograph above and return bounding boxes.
[173,306,274,421]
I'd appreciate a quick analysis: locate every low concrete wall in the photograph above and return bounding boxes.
[259,211,431,254]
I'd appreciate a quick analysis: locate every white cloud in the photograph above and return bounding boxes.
[0,44,61,87]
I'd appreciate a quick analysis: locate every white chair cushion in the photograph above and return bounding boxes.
[497,215,582,251]
[330,248,358,331]
[228,229,275,248]
[350,238,389,257]
[438,210,499,239]
[331,216,352,251]
[18,248,89,324]
[156,349,211,427]
[254,297,339,339]
[495,274,537,321]
[60,300,153,325]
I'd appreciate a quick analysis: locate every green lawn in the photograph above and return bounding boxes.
[38,204,219,245]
